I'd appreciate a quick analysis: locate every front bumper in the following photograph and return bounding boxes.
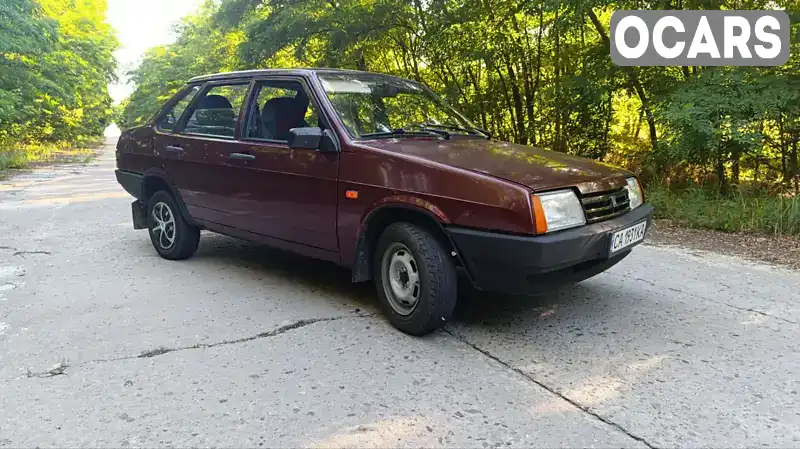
[447,204,654,295]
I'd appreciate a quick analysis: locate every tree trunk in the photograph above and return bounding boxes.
[780,113,787,181]
[515,13,537,146]
[533,7,544,145]
[634,108,643,139]
[717,141,728,195]
[357,52,368,71]
[587,8,658,151]
[554,8,562,151]
[603,90,613,156]
[505,58,527,144]
[791,136,799,195]
[493,64,518,142]
[465,64,488,130]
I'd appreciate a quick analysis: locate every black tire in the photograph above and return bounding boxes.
[146,190,200,260]
[373,222,457,336]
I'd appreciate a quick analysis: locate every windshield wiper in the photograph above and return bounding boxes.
[360,128,448,140]
[419,123,489,138]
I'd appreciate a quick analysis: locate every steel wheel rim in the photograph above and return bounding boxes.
[152,202,176,250]
[381,243,421,316]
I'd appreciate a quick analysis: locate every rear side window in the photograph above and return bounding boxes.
[157,86,200,131]
[182,83,250,138]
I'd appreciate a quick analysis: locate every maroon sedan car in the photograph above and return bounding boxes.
[115,68,653,335]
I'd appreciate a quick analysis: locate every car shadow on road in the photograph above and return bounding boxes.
[193,233,380,311]
[453,281,606,327]
[188,233,609,330]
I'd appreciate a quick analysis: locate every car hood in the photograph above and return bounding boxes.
[363,137,631,194]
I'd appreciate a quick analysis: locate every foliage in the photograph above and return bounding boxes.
[0,139,97,173]
[648,184,800,236]
[119,0,800,198]
[0,0,117,159]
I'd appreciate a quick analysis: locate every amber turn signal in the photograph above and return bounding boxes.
[345,190,359,200]
[531,195,548,234]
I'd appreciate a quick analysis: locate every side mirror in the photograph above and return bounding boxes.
[287,127,339,153]
[319,129,339,153]
[287,127,323,150]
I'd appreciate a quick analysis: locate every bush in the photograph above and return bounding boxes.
[647,184,800,236]
[0,139,97,173]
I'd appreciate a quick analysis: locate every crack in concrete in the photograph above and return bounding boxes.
[7,314,377,382]
[716,301,798,324]
[21,360,69,379]
[0,246,52,257]
[12,250,52,257]
[87,315,373,364]
[618,274,798,325]
[443,328,660,449]
[134,316,348,359]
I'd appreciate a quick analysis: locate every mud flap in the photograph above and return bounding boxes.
[132,200,147,230]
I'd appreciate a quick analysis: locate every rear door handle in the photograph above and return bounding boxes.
[165,145,184,153]
[229,152,256,161]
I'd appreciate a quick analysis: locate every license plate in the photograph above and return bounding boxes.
[609,221,647,254]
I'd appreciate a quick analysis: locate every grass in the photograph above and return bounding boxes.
[647,184,800,236]
[0,139,98,176]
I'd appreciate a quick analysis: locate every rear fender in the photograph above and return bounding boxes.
[140,171,200,228]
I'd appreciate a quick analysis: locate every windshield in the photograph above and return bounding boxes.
[317,72,484,139]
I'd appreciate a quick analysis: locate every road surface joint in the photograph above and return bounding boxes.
[442,327,661,449]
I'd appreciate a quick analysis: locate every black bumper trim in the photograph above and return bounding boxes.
[115,170,143,200]
[446,204,654,295]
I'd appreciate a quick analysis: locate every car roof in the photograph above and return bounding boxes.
[187,68,395,84]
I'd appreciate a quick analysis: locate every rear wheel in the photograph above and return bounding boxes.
[147,190,200,260]
[373,222,457,336]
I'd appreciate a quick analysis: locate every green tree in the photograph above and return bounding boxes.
[120,0,800,195]
[1,0,118,151]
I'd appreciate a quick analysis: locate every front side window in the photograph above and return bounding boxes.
[157,85,200,131]
[182,83,249,138]
[244,80,321,142]
[317,73,484,139]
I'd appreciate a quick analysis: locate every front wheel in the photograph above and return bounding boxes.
[373,223,457,336]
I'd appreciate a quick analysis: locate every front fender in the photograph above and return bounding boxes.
[362,194,452,226]
[351,197,453,283]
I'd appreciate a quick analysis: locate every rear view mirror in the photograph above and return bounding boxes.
[287,127,323,150]
[287,127,339,153]
[372,84,400,97]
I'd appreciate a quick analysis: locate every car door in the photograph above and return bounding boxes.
[222,76,340,253]
[151,85,210,214]
[158,81,251,226]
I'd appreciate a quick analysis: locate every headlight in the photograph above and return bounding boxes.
[532,189,586,234]
[626,177,644,209]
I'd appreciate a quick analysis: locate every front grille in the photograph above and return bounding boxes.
[580,187,630,223]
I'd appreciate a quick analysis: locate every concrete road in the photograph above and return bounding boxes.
[1,139,798,448]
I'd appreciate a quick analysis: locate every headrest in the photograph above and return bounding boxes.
[198,94,234,110]
[262,97,300,116]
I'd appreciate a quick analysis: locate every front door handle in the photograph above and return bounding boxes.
[229,152,256,161]
[165,145,184,153]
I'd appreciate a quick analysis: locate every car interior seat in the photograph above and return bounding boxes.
[260,95,310,141]
[191,94,237,137]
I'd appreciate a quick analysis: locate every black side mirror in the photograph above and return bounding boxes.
[319,129,339,153]
[287,127,339,153]
[287,127,323,150]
